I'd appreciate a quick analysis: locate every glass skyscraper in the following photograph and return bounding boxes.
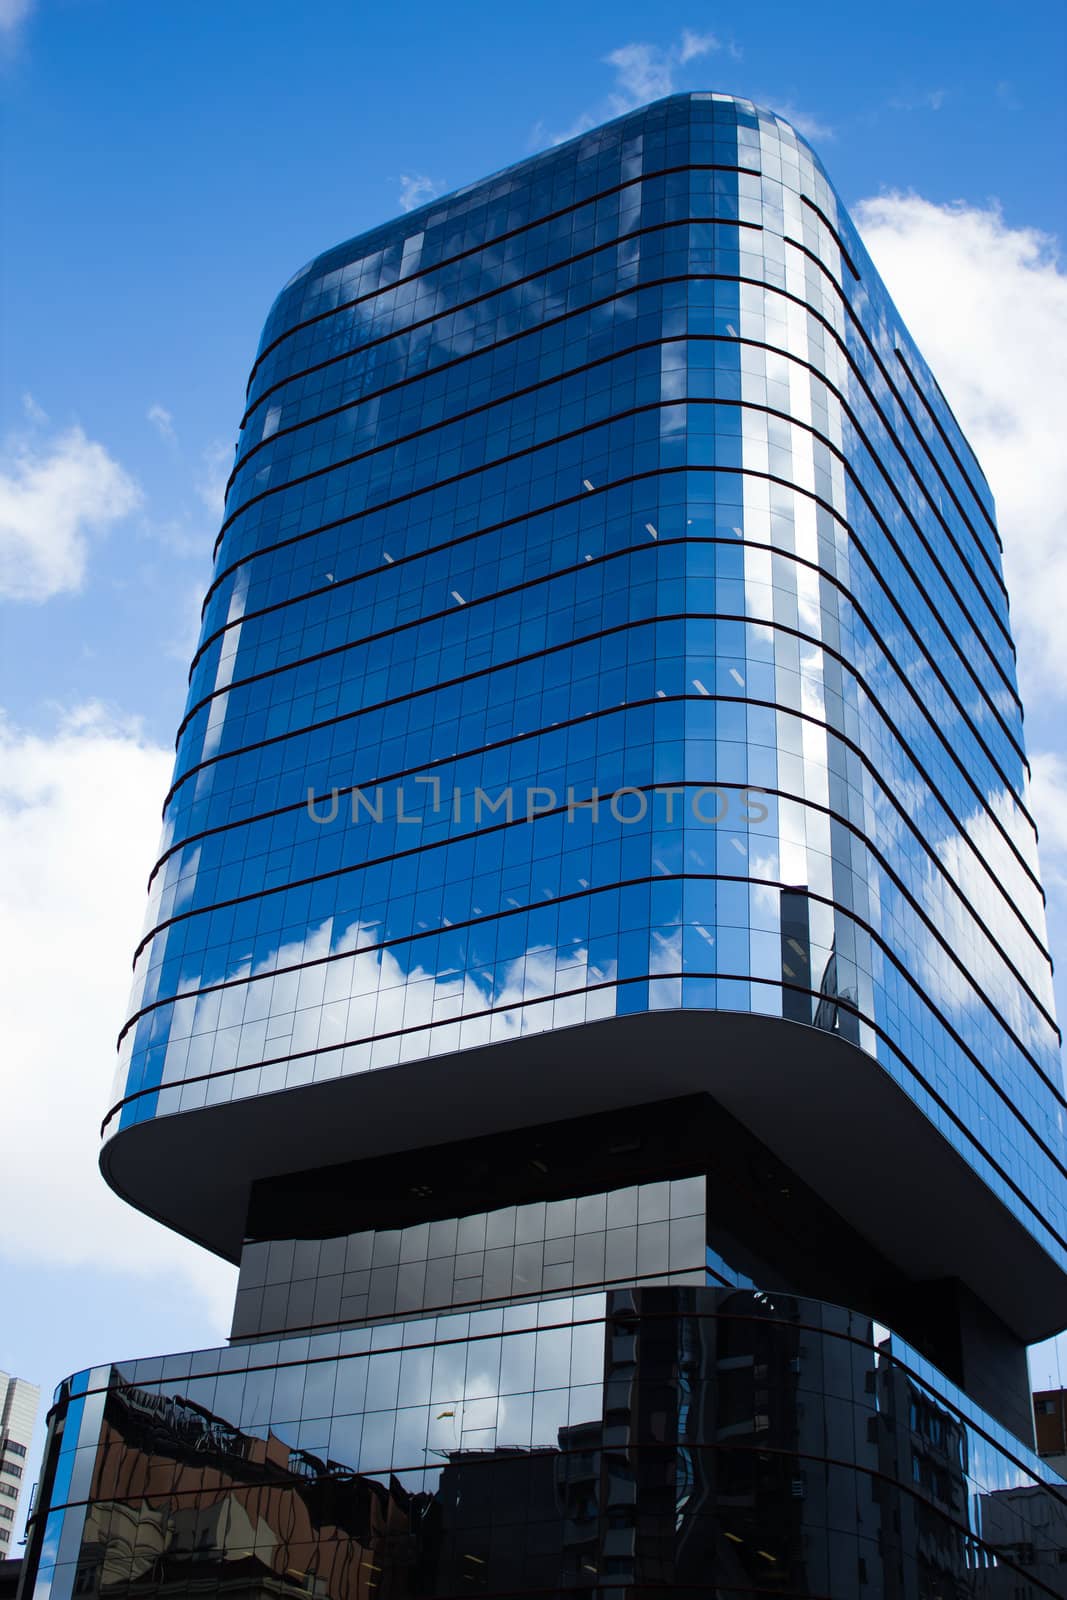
[22,94,1067,1597]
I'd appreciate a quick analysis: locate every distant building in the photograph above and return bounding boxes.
[1035,1388,1067,1477]
[0,1374,38,1558]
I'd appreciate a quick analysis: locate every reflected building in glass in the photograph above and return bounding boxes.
[21,93,1067,1597]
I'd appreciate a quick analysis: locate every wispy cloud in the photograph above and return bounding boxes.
[138,515,212,560]
[606,29,720,106]
[1029,753,1067,884]
[602,43,676,107]
[195,438,232,523]
[768,102,835,142]
[134,434,228,560]
[854,195,1067,702]
[147,403,176,441]
[397,173,441,213]
[679,27,718,63]
[534,27,726,148]
[165,580,208,663]
[0,413,141,602]
[0,0,33,39]
[888,88,947,112]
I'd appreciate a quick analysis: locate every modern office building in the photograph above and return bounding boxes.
[0,1374,38,1560]
[20,93,1067,1597]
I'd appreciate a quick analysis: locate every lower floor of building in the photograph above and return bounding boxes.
[19,1286,1067,1600]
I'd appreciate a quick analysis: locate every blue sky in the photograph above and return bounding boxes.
[2,0,1066,1512]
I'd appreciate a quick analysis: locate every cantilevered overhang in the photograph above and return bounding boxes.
[100,1010,1067,1344]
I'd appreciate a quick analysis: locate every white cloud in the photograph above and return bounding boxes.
[853,196,1067,702]
[536,28,723,148]
[0,0,33,36]
[603,43,676,107]
[888,89,948,112]
[769,102,835,142]
[398,173,441,214]
[532,109,598,147]
[147,402,176,441]
[604,30,719,107]
[195,438,232,523]
[0,704,235,1323]
[678,27,717,65]
[162,907,617,1090]
[137,436,231,557]
[0,422,141,602]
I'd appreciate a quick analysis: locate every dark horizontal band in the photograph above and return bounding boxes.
[104,962,1067,1280]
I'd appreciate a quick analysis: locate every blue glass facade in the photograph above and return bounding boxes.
[110,94,1063,1276]
[21,93,1067,1599]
